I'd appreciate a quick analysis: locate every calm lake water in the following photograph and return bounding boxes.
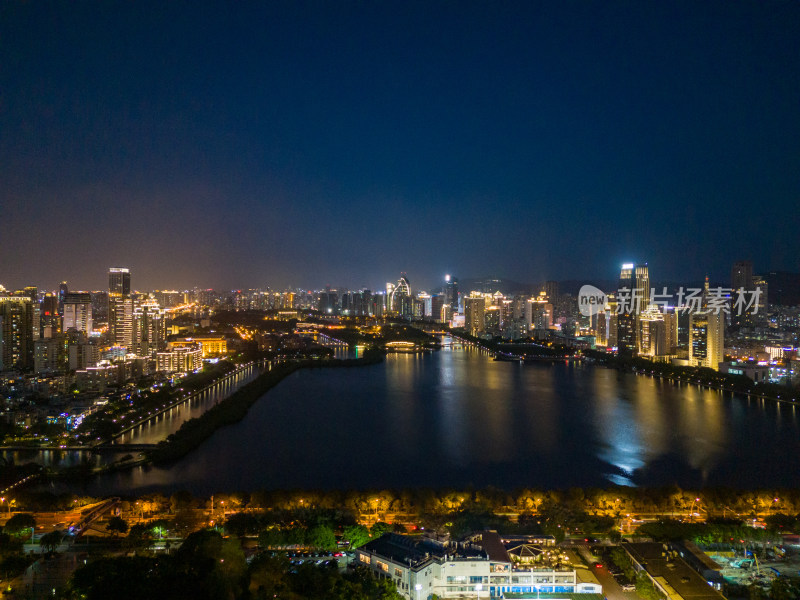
[43,339,800,495]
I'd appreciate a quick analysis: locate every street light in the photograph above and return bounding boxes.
[414,583,422,600]
[475,583,483,598]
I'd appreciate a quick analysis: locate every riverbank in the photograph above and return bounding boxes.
[448,330,797,404]
[584,350,799,405]
[56,349,388,477]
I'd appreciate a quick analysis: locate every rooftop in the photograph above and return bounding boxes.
[624,543,725,600]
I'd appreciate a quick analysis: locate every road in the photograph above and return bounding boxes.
[564,540,639,600]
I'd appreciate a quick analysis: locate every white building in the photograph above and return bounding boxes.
[357,532,602,600]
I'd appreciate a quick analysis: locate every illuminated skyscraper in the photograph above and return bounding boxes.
[464,295,485,335]
[389,275,412,319]
[689,280,725,370]
[617,264,637,354]
[62,292,93,335]
[444,275,459,313]
[108,267,133,348]
[0,294,36,370]
[525,293,553,335]
[132,298,166,356]
[616,262,650,355]
[464,293,486,336]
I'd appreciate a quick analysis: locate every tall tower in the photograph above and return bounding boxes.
[390,275,412,319]
[108,268,133,348]
[731,260,755,326]
[58,281,69,316]
[689,279,725,371]
[616,262,650,355]
[617,264,637,354]
[444,275,459,313]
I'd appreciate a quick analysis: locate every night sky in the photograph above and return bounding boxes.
[2,1,799,292]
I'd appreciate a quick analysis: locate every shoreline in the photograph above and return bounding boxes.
[46,349,387,480]
[450,330,796,405]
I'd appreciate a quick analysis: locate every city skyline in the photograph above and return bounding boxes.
[2,1,799,290]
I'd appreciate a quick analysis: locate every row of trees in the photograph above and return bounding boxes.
[13,486,800,531]
[59,529,402,600]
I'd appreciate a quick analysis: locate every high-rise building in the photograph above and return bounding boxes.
[638,305,677,357]
[444,275,459,313]
[62,292,93,335]
[317,289,339,315]
[731,261,754,293]
[41,293,60,338]
[731,260,755,326]
[389,275,412,319]
[616,262,649,355]
[132,298,166,356]
[617,264,637,354]
[689,311,724,370]
[58,281,69,315]
[543,281,559,303]
[0,294,36,371]
[108,268,133,348]
[109,268,131,295]
[16,287,40,343]
[464,294,486,336]
[689,281,725,370]
[751,274,768,316]
[525,293,553,334]
[417,292,433,319]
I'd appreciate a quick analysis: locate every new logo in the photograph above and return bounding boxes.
[578,285,607,317]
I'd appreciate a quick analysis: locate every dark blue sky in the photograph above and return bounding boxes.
[2,1,798,292]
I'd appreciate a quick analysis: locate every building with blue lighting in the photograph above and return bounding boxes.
[356,531,602,600]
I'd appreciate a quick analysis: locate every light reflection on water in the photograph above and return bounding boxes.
[3,363,265,470]
[33,339,800,496]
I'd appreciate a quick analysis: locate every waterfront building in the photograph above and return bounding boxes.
[389,276,413,319]
[357,531,602,600]
[169,336,227,357]
[688,280,725,371]
[157,344,202,373]
[616,263,649,355]
[689,311,724,371]
[525,293,553,334]
[464,294,486,336]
